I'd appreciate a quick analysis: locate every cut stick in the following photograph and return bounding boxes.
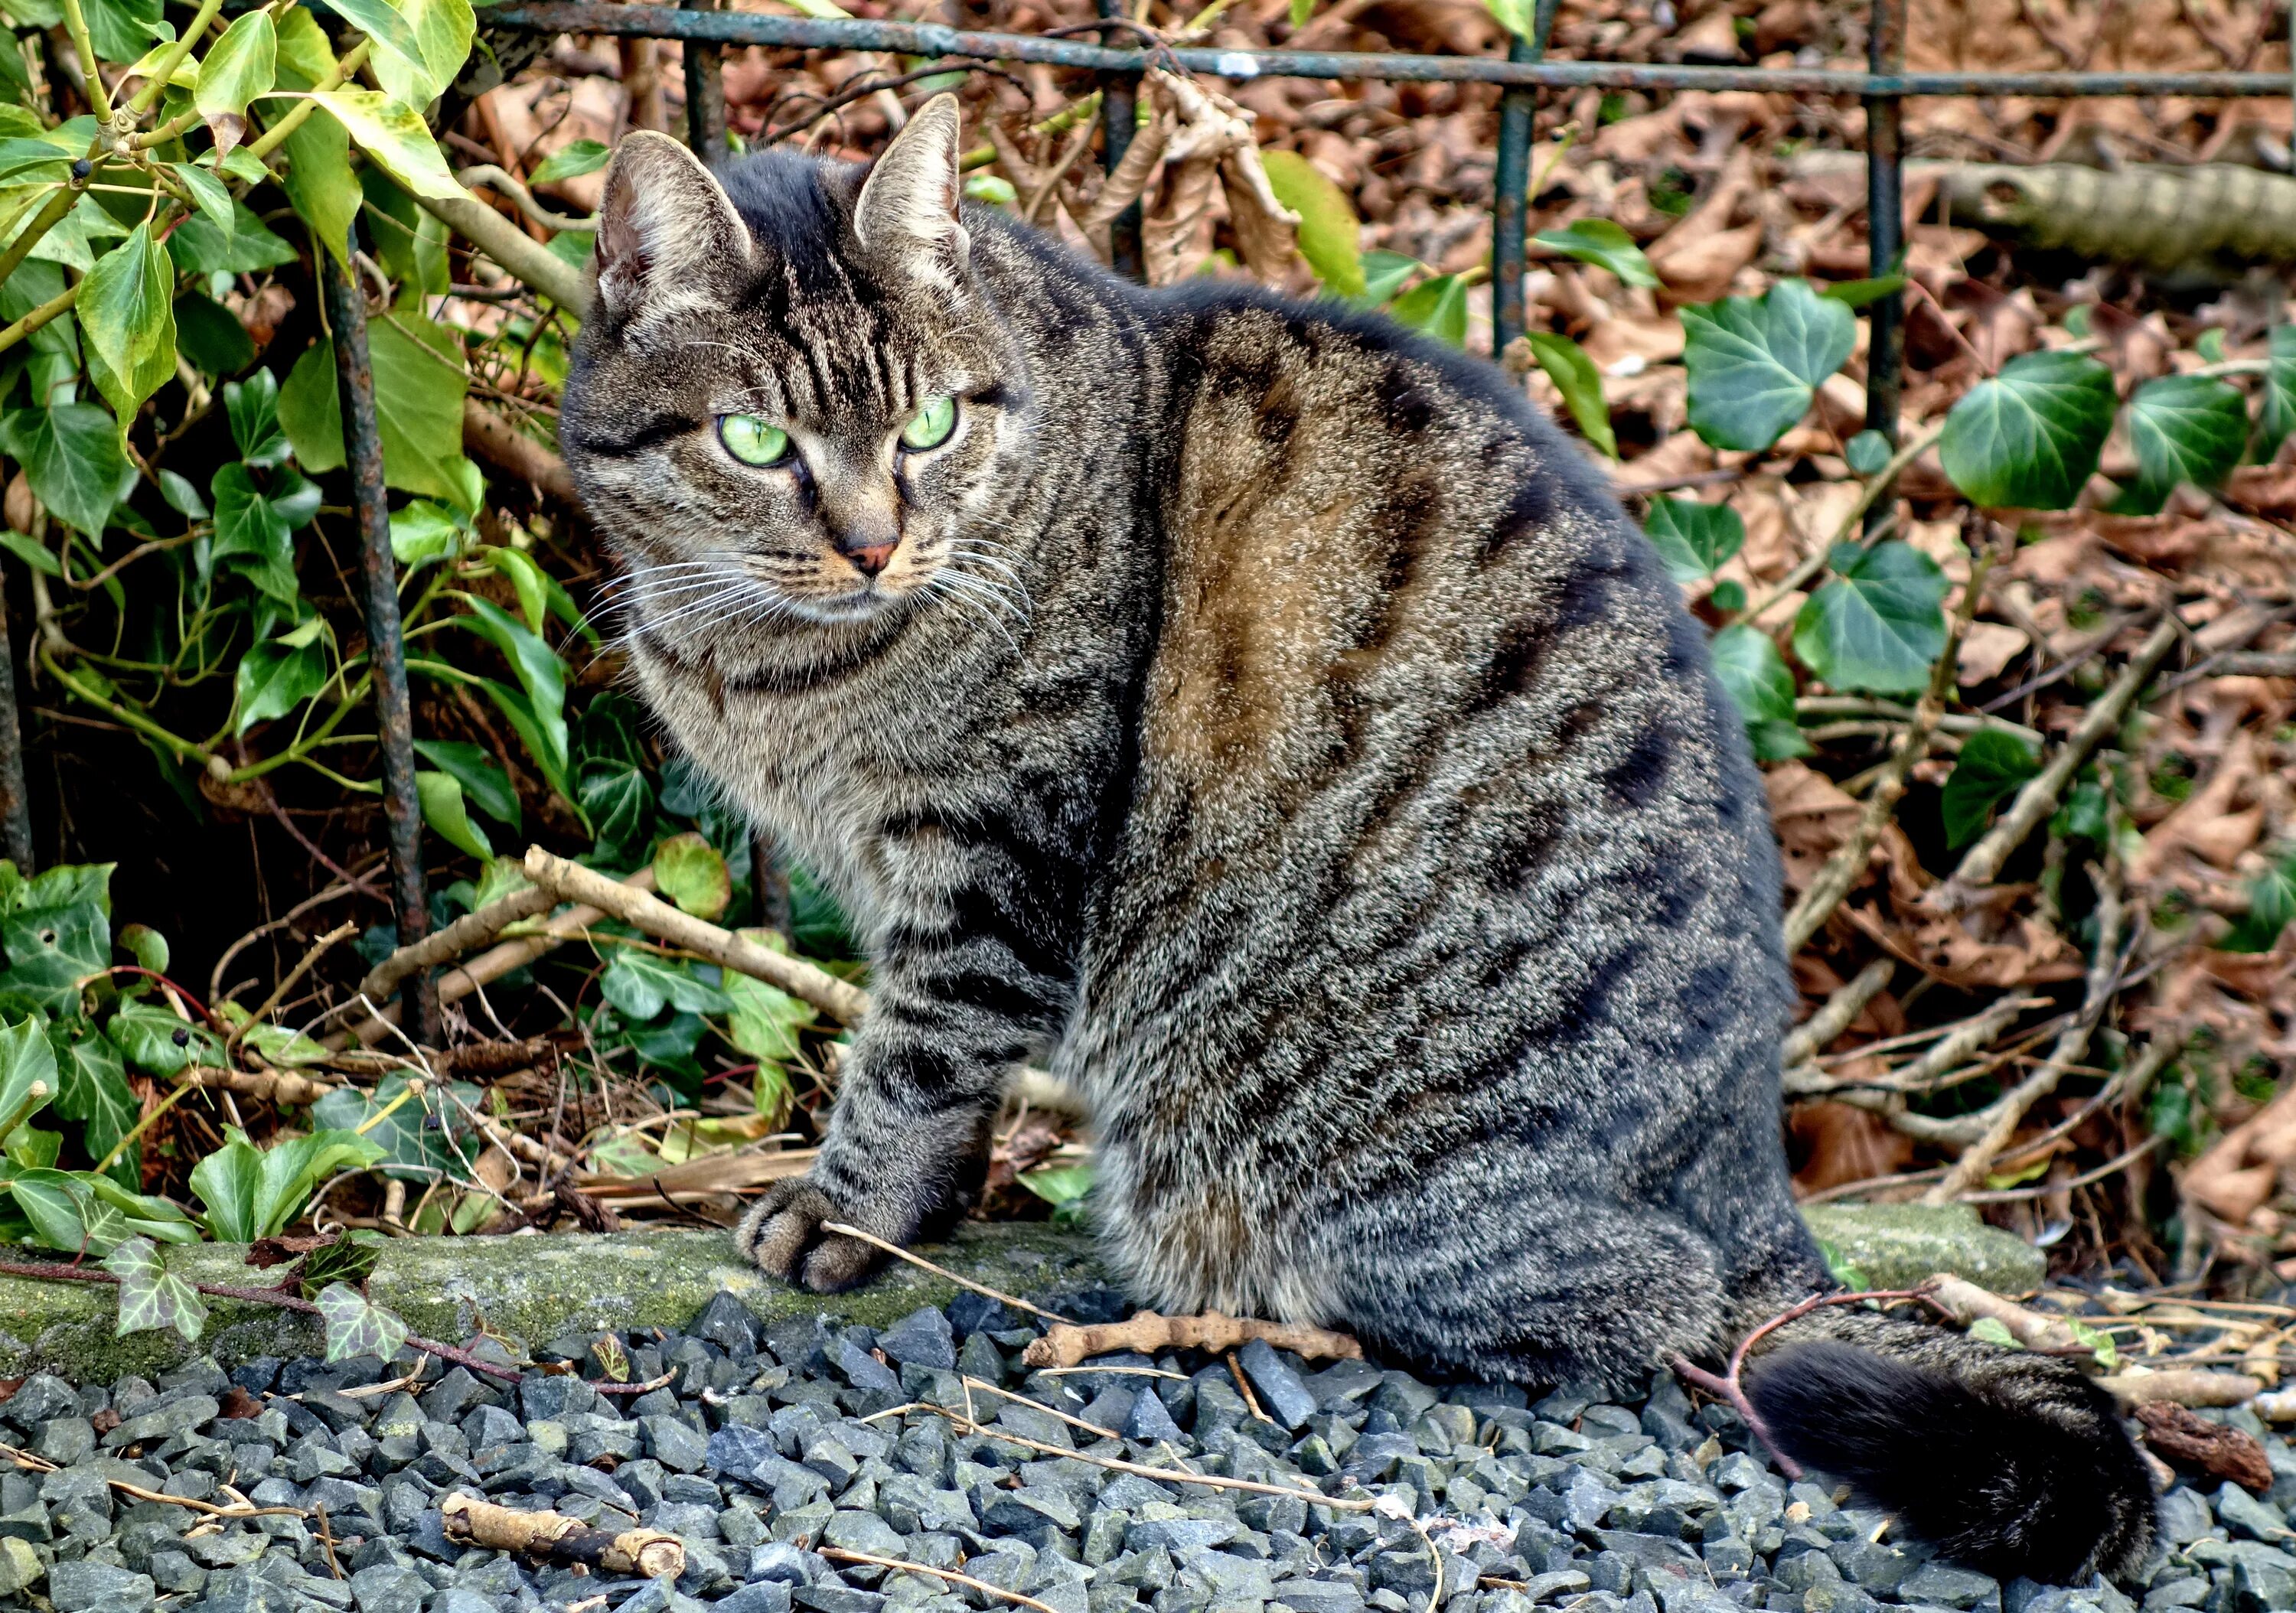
[525,846,871,1025]
[440,1493,683,1578]
[2101,1370,2263,1408]
[357,885,557,1003]
[2135,1400,2273,1491]
[1022,1308,1363,1370]
[1923,1275,2082,1352]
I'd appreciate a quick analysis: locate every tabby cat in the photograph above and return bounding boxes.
[559,97,2154,1582]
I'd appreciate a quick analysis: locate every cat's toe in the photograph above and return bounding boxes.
[736,1178,892,1290]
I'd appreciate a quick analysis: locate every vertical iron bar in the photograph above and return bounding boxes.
[1861,0,1906,530]
[1489,0,1557,358]
[683,0,727,165]
[1097,0,1143,281]
[0,577,32,872]
[325,238,439,1046]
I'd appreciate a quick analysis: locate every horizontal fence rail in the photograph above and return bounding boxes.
[480,5,2294,99]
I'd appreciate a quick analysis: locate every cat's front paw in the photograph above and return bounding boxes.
[734,1176,895,1293]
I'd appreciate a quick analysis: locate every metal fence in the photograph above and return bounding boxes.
[478,0,2294,475]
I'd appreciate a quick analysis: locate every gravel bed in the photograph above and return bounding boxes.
[0,1286,2286,1613]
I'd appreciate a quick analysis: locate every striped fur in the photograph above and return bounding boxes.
[560,105,2153,1582]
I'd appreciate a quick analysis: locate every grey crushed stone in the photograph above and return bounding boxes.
[0,1286,2271,1613]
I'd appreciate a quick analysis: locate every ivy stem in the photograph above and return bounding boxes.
[129,109,206,152]
[126,0,229,119]
[0,178,90,295]
[93,1080,195,1176]
[57,0,111,121]
[38,644,215,764]
[241,40,373,167]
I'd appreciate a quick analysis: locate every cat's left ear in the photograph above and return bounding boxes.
[854,93,970,291]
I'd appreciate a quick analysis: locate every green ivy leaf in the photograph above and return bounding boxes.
[1967,1315,2023,1350]
[107,999,221,1077]
[305,90,464,199]
[1,403,126,537]
[1940,728,2041,850]
[1390,273,1469,347]
[1939,349,2116,510]
[1708,623,1808,761]
[279,106,359,268]
[1482,0,1534,36]
[1792,540,1949,695]
[1681,280,1855,452]
[2258,326,2296,461]
[1531,218,1657,288]
[165,162,235,243]
[315,1279,409,1364]
[80,0,167,65]
[579,764,651,864]
[653,833,730,922]
[233,637,329,736]
[1018,1162,1093,1227]
[1522,330,1615,458]
[367,312,471,502]
[411,740,518,829]
[310,1074,480,1180]
[167,199,296,276]
[189,1125,384,1242]
[0,1011,58,1146]
[1257,150,1362,298]
[1642,497,1744,583]
[117,924,168,974]
[49,1020,137,1187]
[1844,429,1891,475]
[457,598,566,783]
[389,500,466,570]
[79,225,178,440]
[277,338,345,473]
[478,678,573,803]
[296,1233,383,1296]
[196,9,276,123]
[0,900,109,1016]
[105,1234,207,1342]
[725,967,811,1088]
[211,463,299,604]
[2221,854,2296,955]
[416,770,493,860]
[527,139,609,187]
[1358,249,1418,305]
[2122,373,2246,513]
[172,291,256,378]
[224,369,291,468]
[2064,1316,2118,1373]
[599,950,731,1022]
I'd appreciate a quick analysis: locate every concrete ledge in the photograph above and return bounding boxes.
[0,1222,1110,1381]
[0,1204,2044,1380]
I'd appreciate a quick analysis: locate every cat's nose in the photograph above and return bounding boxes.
[844,542,897,576]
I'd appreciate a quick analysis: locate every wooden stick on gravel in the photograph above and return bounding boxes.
[1022,1308,1363,1370]
[524,846,872,1024]
[440,1493,683,1578]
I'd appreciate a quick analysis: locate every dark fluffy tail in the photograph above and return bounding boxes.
[1743,1310,2155,1585]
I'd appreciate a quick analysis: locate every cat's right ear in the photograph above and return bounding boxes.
[594,131,752,320]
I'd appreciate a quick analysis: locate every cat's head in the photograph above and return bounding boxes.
[564,95,1028,634]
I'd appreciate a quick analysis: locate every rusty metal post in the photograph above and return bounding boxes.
[1490,0,1559,358]
[0,578,32,872]
[1862,0,1907,530]
[683,0,728,165]
[324,237,439,1046]
[1096,0,1143,281]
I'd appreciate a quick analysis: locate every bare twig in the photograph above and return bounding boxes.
[818,1549,1058,1611]
[525,847,871,1024]
[1780,956,1895,1068]
[356,885,556,1005]
[440,1493,683,1578]
[817,1220,1073,1324]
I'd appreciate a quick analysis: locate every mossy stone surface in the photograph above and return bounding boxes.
[1801,1201,2047,1294]
[0,1221,1109,1381]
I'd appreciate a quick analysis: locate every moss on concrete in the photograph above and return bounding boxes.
[1801,1202,2047,1294]
[0,1221,1108,1381]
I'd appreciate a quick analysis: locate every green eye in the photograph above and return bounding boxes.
[901,393,958,452]
[719,414,791,467]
